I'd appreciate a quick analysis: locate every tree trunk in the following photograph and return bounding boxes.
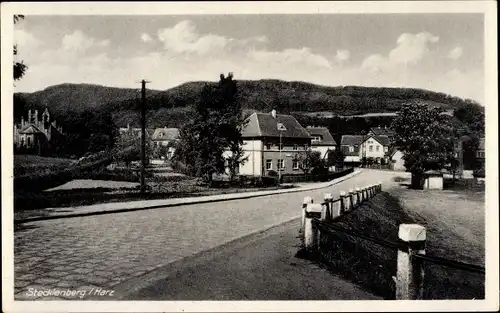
[411,173,423,189]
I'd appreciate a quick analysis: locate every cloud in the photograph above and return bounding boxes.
[335,49,350,63]
[14,29,42,48]
[447,46,463,60]
[61,30,110,52]
[388,32,439,65]
[248,47,332,69]
[141,33,153,43]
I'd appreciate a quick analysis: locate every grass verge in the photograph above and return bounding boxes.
[307,189,484,300]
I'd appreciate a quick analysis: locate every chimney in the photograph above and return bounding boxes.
[34,110,39,126]
[271,109,277,119]
[21,116,25,128]
[28,109,32,124]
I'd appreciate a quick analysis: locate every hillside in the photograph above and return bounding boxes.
[14,80,477,129]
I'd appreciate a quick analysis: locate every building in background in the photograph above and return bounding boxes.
[390,148,406,171]
[151,127,180,160]
[14,108,65,155]
[231,110,311,176]
[341,134,390,167]
[306,126,337,160]
[368,127,396,143]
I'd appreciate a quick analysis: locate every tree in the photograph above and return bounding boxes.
[391,101,456,189]
[294,149,323,176]
[174,73,246,184]
[14,15,28,81]
[327,148,344,170]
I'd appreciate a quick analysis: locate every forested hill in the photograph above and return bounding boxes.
[14,80,481,123]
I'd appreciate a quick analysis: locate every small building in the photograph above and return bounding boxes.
[230,110,311,176]
[476,137,485,168]
[340,134,391,166]
[423,170,444,190]
[14,108,65,155]
[305,126,336,160]
[151,127,180,160]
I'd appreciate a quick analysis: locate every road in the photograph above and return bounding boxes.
[13,169,404,300]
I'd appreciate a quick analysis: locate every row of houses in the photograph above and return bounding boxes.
[232,110,404,176]
[118,110,406,175]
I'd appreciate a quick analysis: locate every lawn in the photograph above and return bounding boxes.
[308,177,485,300]
[14,154,76,176]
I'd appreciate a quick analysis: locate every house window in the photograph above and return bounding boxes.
[384,146,388,152]
[369,145,373,152]
[293,160,300,169]
[278,159,285,169]
[266,143,271,150]
[27,137,31,147]
[376,146,380,152]
[349,146,354,152]
[312,136,321,142]
[266,160,272,170]
[293,144,298,150]
[304,144,309,150]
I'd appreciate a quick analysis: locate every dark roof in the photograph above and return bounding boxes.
[389,146,400,157]
[340,134,390,147]
[19,124,43,134]
[241,112,310,139]
[119,127,154,138]
[369,127,396,137]
[152,128,179,141]
[340,135,363,146]
[306,126,336,146]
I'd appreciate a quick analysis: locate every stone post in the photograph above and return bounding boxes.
[355,187,361,206]
[323,193,333,221]
[301,196,313,233]
[304,203,323,250]
[339,191,346,215]
[395,224,426,300]
[348,189,354,211]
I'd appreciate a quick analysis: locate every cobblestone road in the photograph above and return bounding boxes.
[13,169,405,300]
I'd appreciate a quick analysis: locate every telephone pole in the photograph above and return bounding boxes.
[140,79,150,194]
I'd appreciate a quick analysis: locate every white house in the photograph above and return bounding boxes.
[340,134,391,165]
[224,110,311,176]
[306,126,337,160]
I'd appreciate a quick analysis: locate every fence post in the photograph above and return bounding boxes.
[323,193,333,221]
[301,196,313,234]
[348,189,354,211]
[339,191,346,215]
[395,224,426,300]
[378,182,382,192]
[355,187,361,206]
[362,186,368,202]
[304,203,323,251]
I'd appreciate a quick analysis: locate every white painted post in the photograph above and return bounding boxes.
[323,193,333,221]
[355,187,361,206]
[348,189,354,211]
[378,182,382,192]
[301,196,313,233]
[339,191,346,215]
[304,203,323,250]
[395,224,426,300]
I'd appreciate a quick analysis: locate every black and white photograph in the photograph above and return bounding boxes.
[2,1,498,312]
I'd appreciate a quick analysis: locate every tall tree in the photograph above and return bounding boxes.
[391,101,456,188]
[14,15,28,81]
[174,73,247,184]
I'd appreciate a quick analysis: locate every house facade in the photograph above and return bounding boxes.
[231,110,311,176]
[306,126,336,160]
[476,137,485,169]
[341,134,390,166]
[14,108,65,155]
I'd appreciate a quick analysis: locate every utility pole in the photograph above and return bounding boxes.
[140,79,150,194]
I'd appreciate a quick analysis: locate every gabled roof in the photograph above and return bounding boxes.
[340,134,390,147]
[369,127,396,137]
[241,112,310,139]
[152,128,180,141]
[119,127,155,138]
[19,124,43,134]
[341,135,363,146]
[306,126,336,146]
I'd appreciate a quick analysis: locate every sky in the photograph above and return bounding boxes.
[14,14,485,103]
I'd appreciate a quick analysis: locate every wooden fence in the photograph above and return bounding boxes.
[299,183,485,300]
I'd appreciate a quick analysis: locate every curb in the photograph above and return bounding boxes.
[15,170,361,224]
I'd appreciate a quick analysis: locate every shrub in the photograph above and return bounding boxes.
[268,170,278,177]
[473,167,485,178]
